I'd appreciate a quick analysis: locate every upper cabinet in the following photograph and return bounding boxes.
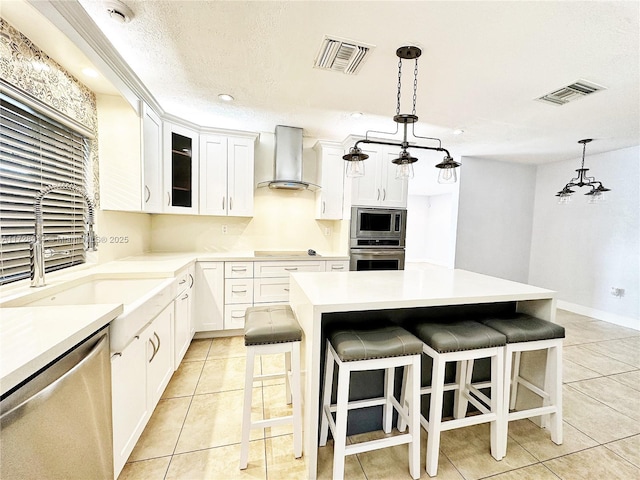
[350,143,407,208]
[141,104,163,213]
[314,141,344,220]
[97,94,143,211]
[200,133,257,217]
[163,122,199,214]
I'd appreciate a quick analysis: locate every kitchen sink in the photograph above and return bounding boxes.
[8,275,176,353]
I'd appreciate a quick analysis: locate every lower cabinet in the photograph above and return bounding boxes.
[194,262,224,331]
[173,265,195,367]
[111,303,173,477]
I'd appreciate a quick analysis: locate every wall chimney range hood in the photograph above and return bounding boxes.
[257,125,319,191]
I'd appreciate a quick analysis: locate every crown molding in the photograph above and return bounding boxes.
[27,0,163,117]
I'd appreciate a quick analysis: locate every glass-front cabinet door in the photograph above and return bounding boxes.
[163,123,199,214]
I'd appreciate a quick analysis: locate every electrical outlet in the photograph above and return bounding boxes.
[611,287,625,298]
[222,225,228,234]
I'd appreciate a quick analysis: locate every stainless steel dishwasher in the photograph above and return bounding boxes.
[1,327,113,479]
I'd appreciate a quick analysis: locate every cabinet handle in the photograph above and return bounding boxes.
[322,201,326,213]
[145,185,151,203]
[284,288,290,292]
[112,352,122,358]
[188,273,194,288]
[231,313,245,319]
[148,336,158,363]
[331,265,344,270]
[181,293,189,300]
[229,197,233,211]
[383,189,386,201]
[377,189,380,201]
[167,192,171,206]
[284,267,298,271]
[154,332,161,353]
[222,197,225,210]
[179,279,187,285]
[232,289,247,293]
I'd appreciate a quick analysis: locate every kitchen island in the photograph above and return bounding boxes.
[288,266,556,479]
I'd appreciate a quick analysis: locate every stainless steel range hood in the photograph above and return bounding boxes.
[257,125,319,191]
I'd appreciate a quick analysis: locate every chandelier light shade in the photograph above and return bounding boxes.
[556,139,611,204]
[343,46,460,182]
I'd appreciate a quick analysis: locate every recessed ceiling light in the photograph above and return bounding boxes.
[453,129,464,135]
[82,68,99,78]
[350,112,364,119]
[218,94,234,102]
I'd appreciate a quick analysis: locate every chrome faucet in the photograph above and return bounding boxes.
[31,183,97,287]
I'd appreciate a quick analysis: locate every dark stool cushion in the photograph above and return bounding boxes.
[480,313,565,343]
[412,320,506,353]
[244,305,302,346]
[329,324,423,362]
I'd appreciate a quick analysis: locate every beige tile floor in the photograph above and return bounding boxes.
[119,310,640,479]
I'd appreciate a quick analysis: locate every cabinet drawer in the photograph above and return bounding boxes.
[254,261,325,278]
[225,262,254,278]
[326,260,349,272]
[254,278,291,303]
[225,278,254,304]
[224,303,252,330]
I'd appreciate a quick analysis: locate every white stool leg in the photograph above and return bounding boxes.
[453,360,471,419]
[408,356,421,480]
[383,367,395,433]
[397,365,409,432]
[426,354,446,477]
[490,347,505,461]
[291,342,303,458]
[333,362,350,480]
[546,342,563,446]
[319,342,335,447]
[240,347,256,469]
[510,351,522,410]
[500,345,513,458]
[285,349,292,404]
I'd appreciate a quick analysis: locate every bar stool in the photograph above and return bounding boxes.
[239,305,303,470]
[319,323,423,480]
[399,320,507,477]
[478,313,565,457]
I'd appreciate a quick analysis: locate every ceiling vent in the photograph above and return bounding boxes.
[536,80,606,106]
[313,36,375,75]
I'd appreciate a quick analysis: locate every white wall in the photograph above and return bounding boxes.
[529,145,639,328]
[455,156,537,283]
[406,194,455,266]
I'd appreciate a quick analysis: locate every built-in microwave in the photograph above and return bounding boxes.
[350,207,407,248]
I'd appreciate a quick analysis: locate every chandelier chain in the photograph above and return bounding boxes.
[396,57,402,116]
[412,58,418,115]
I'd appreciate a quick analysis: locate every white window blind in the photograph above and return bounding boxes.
[0,92,90,285]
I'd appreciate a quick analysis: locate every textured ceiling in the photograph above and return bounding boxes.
[21,1,640,164]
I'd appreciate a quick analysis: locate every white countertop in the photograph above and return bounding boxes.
[290,266,555,312]
[0,304,123,396]
[0,250,348,397]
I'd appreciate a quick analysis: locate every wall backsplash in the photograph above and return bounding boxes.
[151,188,346,254]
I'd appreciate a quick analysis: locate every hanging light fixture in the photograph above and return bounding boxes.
[343,46,460,182]
[556,139,611,204]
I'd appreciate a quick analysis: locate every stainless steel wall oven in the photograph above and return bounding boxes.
[350,207,407,271]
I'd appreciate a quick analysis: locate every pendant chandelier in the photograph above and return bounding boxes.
[556,139,611,204]
[343,46,460,183]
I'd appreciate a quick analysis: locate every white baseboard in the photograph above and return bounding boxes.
[557,300,640,331]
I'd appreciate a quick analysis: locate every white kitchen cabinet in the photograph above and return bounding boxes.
[199,133,257,217]
[254,260,325,278]
[111,302,173,478]
[194,262,224,331]
[96,94,143,211]
[111,334,147,477]
[350,144,407,208]
[325,260,349,272]
[173,264,195,368]
[164,122,199,214]
[142,104,163,213]
[145,304,173,408]
[314,141,345,220]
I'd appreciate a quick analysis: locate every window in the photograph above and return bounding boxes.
[0,92,91,285]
